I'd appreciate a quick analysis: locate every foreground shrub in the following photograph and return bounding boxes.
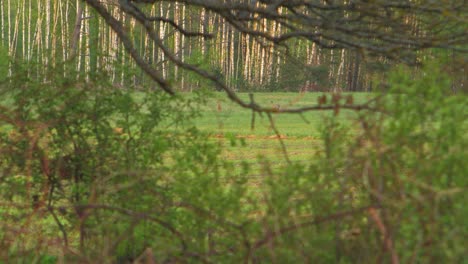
[0,62,465,263]
[0,65,240,262]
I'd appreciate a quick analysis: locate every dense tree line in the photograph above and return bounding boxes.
[1,0,465,92]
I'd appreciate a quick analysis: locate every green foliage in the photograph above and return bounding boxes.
[0,45,9,81]
[377,63,467,261]
[182,50,222,91]
[263,60,330,92]
[333,62,467,262]
[0,61,465,263]
[0,63,230,261]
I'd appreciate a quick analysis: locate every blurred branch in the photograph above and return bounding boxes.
[252,204,378,251]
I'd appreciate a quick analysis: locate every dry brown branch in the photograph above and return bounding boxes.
[368,207,400,264]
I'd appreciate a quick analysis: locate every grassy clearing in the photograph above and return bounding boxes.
[195,92,372,165]
[195,92,372,137]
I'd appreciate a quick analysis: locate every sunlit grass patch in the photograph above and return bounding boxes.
[195,92,372,137]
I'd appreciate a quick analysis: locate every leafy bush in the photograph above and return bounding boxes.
[325,62,467,262]
[0,64,234,262]
[0,61,465,263]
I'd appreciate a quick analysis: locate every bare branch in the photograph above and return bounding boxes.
[85,0,175,94]
[84,0,465,112]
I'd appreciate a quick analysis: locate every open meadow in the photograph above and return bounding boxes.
[196,92,372,137]
[195,92,372,165]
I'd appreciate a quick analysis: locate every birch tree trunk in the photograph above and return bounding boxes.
[7,0,11,53]
[335,49,346,92]
[0,1,4,43]
[70,0,83,60]
[44,0,50,67]
[173,3,180,81]
[89,7,99,79]
[26,0,32,61]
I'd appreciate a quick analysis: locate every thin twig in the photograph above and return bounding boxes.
[267,112,291,164]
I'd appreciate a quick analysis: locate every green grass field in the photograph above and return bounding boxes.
[195,92,372,137]
[194,92,373,165]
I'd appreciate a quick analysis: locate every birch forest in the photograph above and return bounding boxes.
[1,0,465,93]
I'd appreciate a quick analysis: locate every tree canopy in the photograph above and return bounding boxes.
[84,0,466,102]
